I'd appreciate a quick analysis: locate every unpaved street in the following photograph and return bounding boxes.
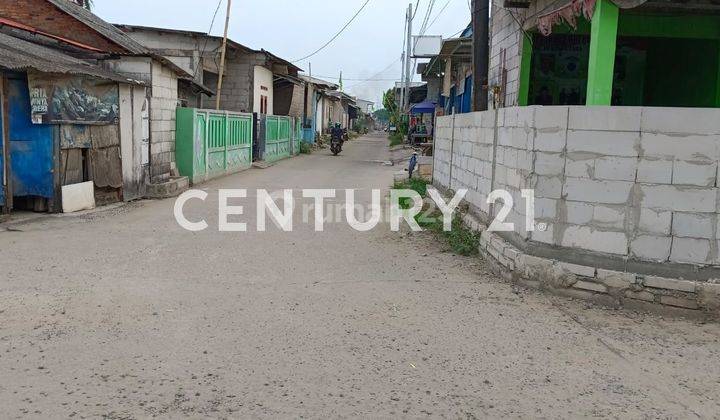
[1,135,719,419]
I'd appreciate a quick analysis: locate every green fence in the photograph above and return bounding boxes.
[264,116,291,163]
[176,108,253,184]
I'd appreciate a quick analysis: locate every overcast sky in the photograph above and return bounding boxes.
[93,0,471,107]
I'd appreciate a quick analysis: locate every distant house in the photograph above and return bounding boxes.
[394,81,427,110]
[299,75,340,137]
[327,91,357,130]
[116,25,302,116]
[419,24,472,115]
[355,99,375,114]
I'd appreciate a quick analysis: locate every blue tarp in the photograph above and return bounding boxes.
[410,101,436,114]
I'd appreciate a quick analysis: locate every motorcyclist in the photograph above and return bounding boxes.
[330,122,344,144]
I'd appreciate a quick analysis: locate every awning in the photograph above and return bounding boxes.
[537,0,648,36]
[537,0,597,36]
[411,101,436,114]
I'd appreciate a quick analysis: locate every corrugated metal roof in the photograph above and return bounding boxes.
[0,32,144,85]
[45,0,150,55]
[299,75,340,90]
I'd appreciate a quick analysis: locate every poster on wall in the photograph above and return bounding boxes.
[529,35,589,106]
[28,72,119,125]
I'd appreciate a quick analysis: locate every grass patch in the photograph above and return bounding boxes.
[391,180,480,256]
[299,142,313,154]
[394,178,430,197]
[388,132,404,147]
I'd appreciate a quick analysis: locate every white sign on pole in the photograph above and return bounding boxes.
[412,36,442,58]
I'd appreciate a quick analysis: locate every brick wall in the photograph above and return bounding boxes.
[1,0,124,53]
[208,50,267,113]
[489,0,554,106]
[149,60,179,182]
[434,106,720,267]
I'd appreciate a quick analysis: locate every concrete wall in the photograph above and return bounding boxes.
[253,65,274,115]
[149,60,179,182]
[103,57,152,85]
[435,106,720,268]
[315,94,325,134]
[434,105,720,311]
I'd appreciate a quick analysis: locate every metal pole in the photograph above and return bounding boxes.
[404,2,413,111]
[472,0,489,111]
[215,0,232,110]
[399,52,405,112]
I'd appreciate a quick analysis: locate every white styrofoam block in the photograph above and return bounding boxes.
[62,182,96,213]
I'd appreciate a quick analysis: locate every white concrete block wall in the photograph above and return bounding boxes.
[150,60,179,182]
[434,106,720,267]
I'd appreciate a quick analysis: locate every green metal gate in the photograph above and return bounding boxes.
[264,115,292,163]
[176,108,253,184]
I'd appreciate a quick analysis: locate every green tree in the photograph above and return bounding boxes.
[382,89,406,135]
[372,108,390,123]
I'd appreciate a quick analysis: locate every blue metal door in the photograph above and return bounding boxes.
[462,76,473,113]
[7,74,54,200]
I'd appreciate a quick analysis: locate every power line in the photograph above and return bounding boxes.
[426,0,452,32]
[193,0,223,81]
[345,57,402,89]
[310,75,399,81]
[412,0,421,20]
[292,0,371,63]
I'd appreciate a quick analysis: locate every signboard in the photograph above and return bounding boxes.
[413,35,442,58]
[28,72,119,124]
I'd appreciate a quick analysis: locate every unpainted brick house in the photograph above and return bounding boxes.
[116,25,303,118]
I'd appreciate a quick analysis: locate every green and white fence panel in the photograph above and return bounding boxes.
[176,108,253,184]
[264,115,294,163]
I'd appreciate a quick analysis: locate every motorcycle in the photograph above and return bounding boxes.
[330,132,343,156]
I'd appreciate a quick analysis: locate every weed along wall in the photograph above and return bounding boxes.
[433,106,720,312]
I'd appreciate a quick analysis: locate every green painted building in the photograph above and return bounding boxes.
[491,0,720,108]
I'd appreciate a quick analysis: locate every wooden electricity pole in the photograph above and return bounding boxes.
[215,0,232,110]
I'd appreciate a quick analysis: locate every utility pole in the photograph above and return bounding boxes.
[472,0,489,111]
[303,62,309,128]
[399,52,405,112]
[215,0,232,110]
[404,2,413,111]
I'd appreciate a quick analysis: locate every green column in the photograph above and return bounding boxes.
[518,34,533,106]
[586,0,619,105]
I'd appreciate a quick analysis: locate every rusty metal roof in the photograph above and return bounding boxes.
[0,32,145,85]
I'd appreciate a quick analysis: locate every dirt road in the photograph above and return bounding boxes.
[1,135,719,418]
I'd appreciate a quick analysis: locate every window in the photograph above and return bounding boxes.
[260,95,268,114]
